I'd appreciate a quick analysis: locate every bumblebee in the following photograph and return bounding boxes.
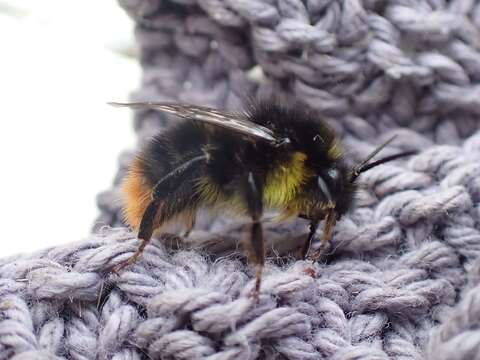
[111,100,414,298]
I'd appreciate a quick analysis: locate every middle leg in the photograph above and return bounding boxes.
[242,172,265,301]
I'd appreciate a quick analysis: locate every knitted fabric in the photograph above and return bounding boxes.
[2,0,480,359]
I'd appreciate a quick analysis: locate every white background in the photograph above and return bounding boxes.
[0,1,138,256]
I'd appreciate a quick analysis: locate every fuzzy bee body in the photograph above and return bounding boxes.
[113,100,414,298]
[123,103,352,233]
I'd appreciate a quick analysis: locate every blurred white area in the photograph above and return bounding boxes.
[0,1,139,256]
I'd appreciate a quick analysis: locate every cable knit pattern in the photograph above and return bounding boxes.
[2,0,480,359]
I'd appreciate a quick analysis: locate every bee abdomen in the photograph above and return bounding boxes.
[121,158,153,230]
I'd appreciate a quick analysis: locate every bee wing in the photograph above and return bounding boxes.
[109,101,283,144]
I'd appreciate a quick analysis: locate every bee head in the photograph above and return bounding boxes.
[307,137,416,245]
[313,136,416,221]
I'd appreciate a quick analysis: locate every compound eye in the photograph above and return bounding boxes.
[326,167,343,193]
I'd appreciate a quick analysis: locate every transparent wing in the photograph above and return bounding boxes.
[109,101,282,144]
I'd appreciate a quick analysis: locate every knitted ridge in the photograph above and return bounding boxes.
[2,0,480,359]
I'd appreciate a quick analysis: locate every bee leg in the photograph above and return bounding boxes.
[243,172,264,302]
[300,220,319,259]
[249,220,264,302]
[308,210,336,262]
[112,199,160,273]
[113,154,207,273]
[182,216,196,238]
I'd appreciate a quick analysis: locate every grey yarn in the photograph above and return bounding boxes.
[2,0,480,359]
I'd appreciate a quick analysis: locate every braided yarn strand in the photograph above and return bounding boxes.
[2,0,480,359]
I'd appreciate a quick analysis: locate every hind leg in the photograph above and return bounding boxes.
[113,155,207,273]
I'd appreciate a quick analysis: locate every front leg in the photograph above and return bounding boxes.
[300,220,319,259]
[308,210,336,262]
